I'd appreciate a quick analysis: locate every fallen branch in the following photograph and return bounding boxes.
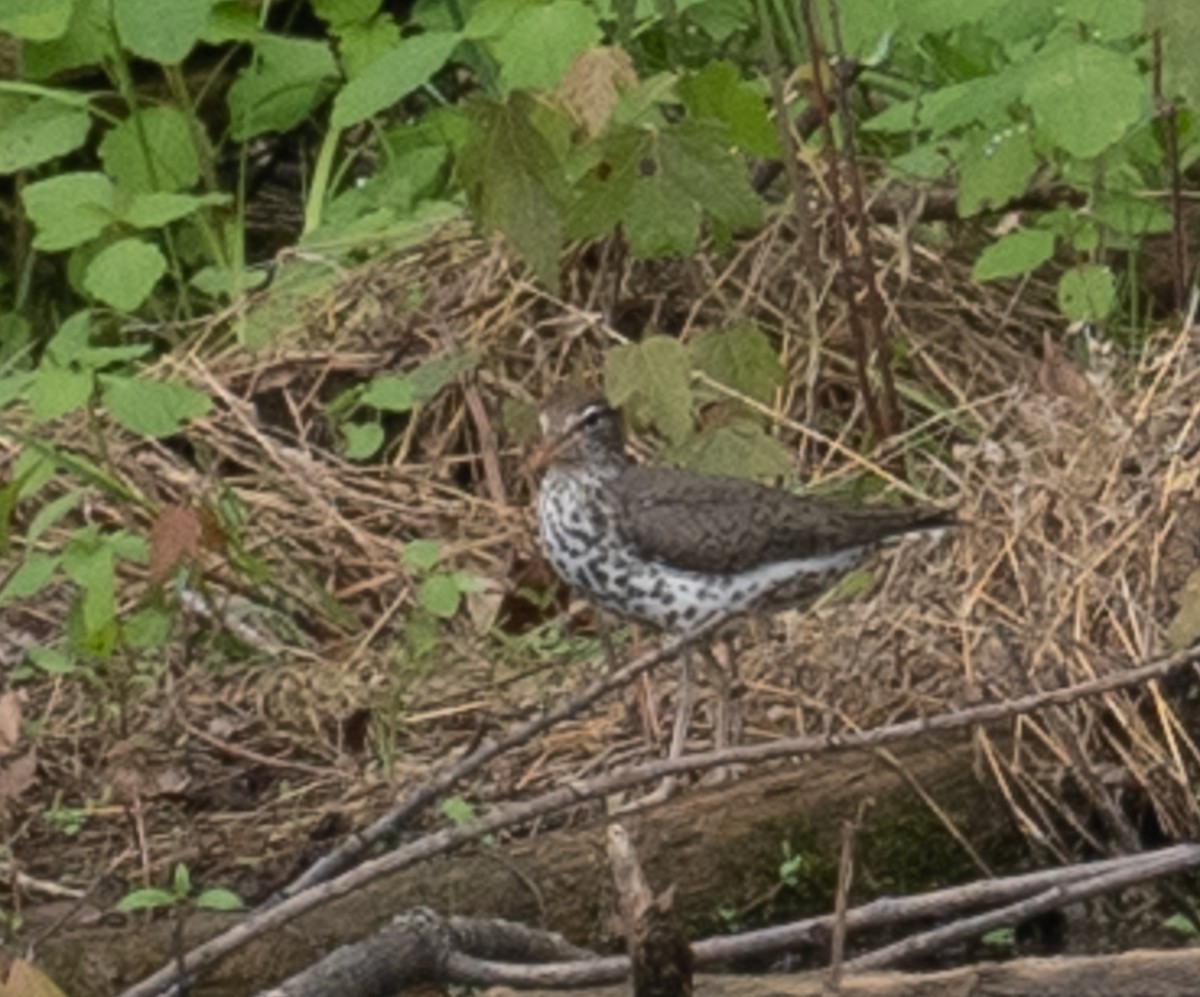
[118,645,1200,997]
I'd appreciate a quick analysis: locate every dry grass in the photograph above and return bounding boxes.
[1,205,1199,920]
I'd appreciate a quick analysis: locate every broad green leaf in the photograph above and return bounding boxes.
[895,0,1006,34]
[690,322,783,406]
[28,489,83,543]
[408,351,478,401]
[228,36,339,140]
[116,889,177,912]
[418,573,461,618]
[441,795,476,824]
[113,0,212,63]
[605,336,692,444]
[1024,44,1144,159]
[335,17,402,78]
[1060,0,1142,39]
[0,0,72,39]
[1147,0,1200,112]
[26,645,76,674]
[491,1,601,92]
[190,265,270,299]
[678,61,778,158]
[1057,264,1115,322]
[120,191,231,229]
[971,229,1055,281]
[312,0,379,26]
[361,376,414,411]
[28,365,93,420]
[331,31,460,128]
[890,144,954,181]
[195,888,244,911]
[98,107,203,193]
[100,376,213,437]
[342,420,384,459]
[203,1,258,42]
[0,553,59,605]
[84,239,167,311]
[24,0,115,78]
[403,539,440,571]
[459,93,568,288]
[0,98,91,173]
[570,120,760,258]
[956,127,1036,217]
[666,420,792,481]
[62,539,115,636]
[1092,195,1172,236]
[123,603,173,649]
[1164,912,1200,937]
[22,172,115,251]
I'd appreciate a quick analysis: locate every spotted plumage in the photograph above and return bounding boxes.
[535,394,953,634]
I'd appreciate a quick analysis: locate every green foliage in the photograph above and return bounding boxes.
[605,323,791,481]
[116,863,244,914]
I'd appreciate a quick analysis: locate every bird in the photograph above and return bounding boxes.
[533,391,954,779]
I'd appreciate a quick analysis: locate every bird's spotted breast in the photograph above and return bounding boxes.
[538,467,870,635]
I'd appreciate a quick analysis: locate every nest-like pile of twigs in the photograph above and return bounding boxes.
[3,204,1199,913]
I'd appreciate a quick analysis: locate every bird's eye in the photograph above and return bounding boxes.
[576,404,608,429]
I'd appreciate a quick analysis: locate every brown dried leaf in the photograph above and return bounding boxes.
[148,505,203,585]
[0,692,21,754]
[1168,568,1200,650]
[556,46,637,137]
[2,958,69,997]
[0,750,37,809]
[1036,329,1093,404]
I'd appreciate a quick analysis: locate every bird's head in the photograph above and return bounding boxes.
[530,393,627,474]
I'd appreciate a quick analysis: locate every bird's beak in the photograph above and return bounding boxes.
[526,435,565,477]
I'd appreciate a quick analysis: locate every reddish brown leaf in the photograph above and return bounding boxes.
[0,692,21,754]
[148,505,203,585]
[3,957,69,997]
[557,46,638,137]
[0,750,36,809]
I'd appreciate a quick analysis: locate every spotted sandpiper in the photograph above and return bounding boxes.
[534,392,954,773]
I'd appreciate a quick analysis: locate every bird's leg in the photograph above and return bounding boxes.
[700,636,743,784]
[629,645,692,809]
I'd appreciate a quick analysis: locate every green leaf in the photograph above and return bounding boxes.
[1023,44,1144,159]
[605,336,692,444]
[26,645,76,675]
[418,573,462,618]
[1148,0,1200,112]
[361,376,414,411]
[1164,912,1199,937]
[190,265,269,299]
[116,888,177,912]
[1057,264,1115,322]
[1092,195,1172,237]
[113,0,212,63]
[403,539,441,571]
[956,126,1036,217]
[28,365,93,420]
[459,93,568,288]
[982,926,1016,947]
[62,539,115,637]
[312,0,379,26]
[342,420,384,459]
[678,61,779,158]
[100,376,213,437]
[172,863,191,896]
[228,36,339,141]
[335,17,402,79]
[24,0,115,78]
[441,795,476,824]
[690,322,783,406]
[0,98,91,173]
[0,0,73,39]
[22,172,115,251]
[195,888,244,911]
[408,350,478,401]
[98,107,203,193]
[1060,0,1142,40]
[0,553,59,606]
[28,489,83,543]
[331,31,460,128]
[570,120,761,258]
[84,239,167,311]
[123,603,173,649]
[666,421,793,481]
[120,191,231,229]
[491,1,601,92]
[971,229,1055,281]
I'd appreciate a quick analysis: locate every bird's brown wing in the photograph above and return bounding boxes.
[610,466,953,574]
